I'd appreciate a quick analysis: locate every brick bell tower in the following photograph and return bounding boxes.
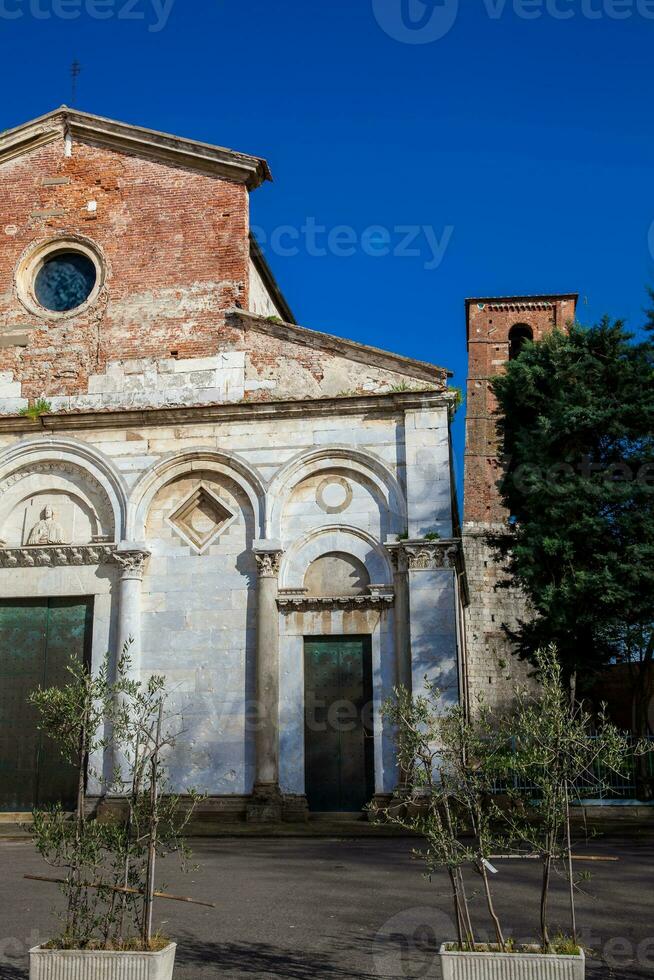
[462,293,578,709]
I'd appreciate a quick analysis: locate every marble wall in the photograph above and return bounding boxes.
[0,396,460,807]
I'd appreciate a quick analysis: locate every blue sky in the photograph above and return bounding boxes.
[1,0,653,492]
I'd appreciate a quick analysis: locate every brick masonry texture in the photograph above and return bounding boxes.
[0,135,447,414]
[463,296,577,708]
[0,139,249,403]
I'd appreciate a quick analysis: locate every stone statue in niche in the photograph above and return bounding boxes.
[26,505,67,546]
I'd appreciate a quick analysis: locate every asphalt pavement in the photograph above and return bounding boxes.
[0,834,652,979]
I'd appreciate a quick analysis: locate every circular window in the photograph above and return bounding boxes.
[16,238,105,318]
[34,251,97,313]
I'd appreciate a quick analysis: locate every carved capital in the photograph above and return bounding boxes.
[111,549,150,579]
[385,543,408,573]
[254,549,283,578]
[402,539,461,571]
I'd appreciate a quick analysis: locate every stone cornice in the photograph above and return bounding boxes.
[0,390,452,434]
[277,589,394,612]
[386,538,462,572]
[0,543,116,567]
[466,294,578,312]
[0,108,272,189]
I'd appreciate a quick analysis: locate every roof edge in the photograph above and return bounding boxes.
[466,292,579,306]
[0,107,272,189]
[249,233,296,324]
[228,308,453,383]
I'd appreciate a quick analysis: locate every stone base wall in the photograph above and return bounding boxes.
[462,523,533,711]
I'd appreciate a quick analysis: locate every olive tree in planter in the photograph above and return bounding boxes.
[377,655,634,980]
[372,682,510,954]
[27,647,205,980]
[501,646,634,956]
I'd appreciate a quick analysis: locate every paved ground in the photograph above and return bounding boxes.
[0,834,652,979]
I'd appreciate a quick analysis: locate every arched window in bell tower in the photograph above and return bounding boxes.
[508,323,533,361]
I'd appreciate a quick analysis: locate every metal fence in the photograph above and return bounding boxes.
[494,737,654,803]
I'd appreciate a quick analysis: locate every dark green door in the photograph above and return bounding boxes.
[304,636,374,812]
[0,598,93,812]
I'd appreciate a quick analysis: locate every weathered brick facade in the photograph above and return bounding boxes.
[0,140,251,401]
[462,295,577,709]
[0,111,446,415]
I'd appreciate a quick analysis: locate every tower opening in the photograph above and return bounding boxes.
[508,323,534,361]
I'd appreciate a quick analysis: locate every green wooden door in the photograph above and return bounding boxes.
[304,636,374,812]
[0,598,93,812]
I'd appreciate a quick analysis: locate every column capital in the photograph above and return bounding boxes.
[388,538,462,572]
[253,540,284,578]
[112,544,151,579]
[385,541,408,573]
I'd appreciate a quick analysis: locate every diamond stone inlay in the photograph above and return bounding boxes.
[167,485,234,553]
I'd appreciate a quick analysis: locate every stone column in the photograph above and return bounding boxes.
[112,544,151,668]
[248,540,283,822]
[386,543,411,695]
[106,544,150,812]
[402,539,461,706]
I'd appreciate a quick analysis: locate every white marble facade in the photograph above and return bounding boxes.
[0,398,462,818]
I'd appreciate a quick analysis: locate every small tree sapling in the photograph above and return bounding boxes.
[28,644,203,951]
[505,645,633,951]
[375,682,510,950]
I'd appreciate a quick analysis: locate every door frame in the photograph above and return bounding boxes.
[303,633,375,812]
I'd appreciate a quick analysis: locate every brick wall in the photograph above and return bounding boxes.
[0,136,446,414]
[463,296,577,708]
[0,139,249,402]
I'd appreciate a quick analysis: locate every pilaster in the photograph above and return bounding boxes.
[111,543,151,668]
[248,540,284,822]
[399,538,461,704]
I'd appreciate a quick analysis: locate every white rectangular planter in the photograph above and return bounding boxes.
[29,942,176,980]
[439,943,585,980]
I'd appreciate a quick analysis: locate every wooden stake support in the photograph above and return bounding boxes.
[489,854,618,863]
[24,874,215,909]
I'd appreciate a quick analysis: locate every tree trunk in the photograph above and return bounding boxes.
[633,638,654,799]
[69,697,89,941]
[479,860,505,950]
[564,784,577,944]
[457,868,475,949]
[540,850,553,951]
[142,699,163,948]
[448,868,464,949]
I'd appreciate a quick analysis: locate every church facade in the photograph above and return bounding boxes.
[0,109,466,821]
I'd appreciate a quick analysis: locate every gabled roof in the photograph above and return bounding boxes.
[229,308,452,383]
[0,107,272,189]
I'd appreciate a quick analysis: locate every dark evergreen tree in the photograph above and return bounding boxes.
[646,285,654,334]
[491,310,654,729]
